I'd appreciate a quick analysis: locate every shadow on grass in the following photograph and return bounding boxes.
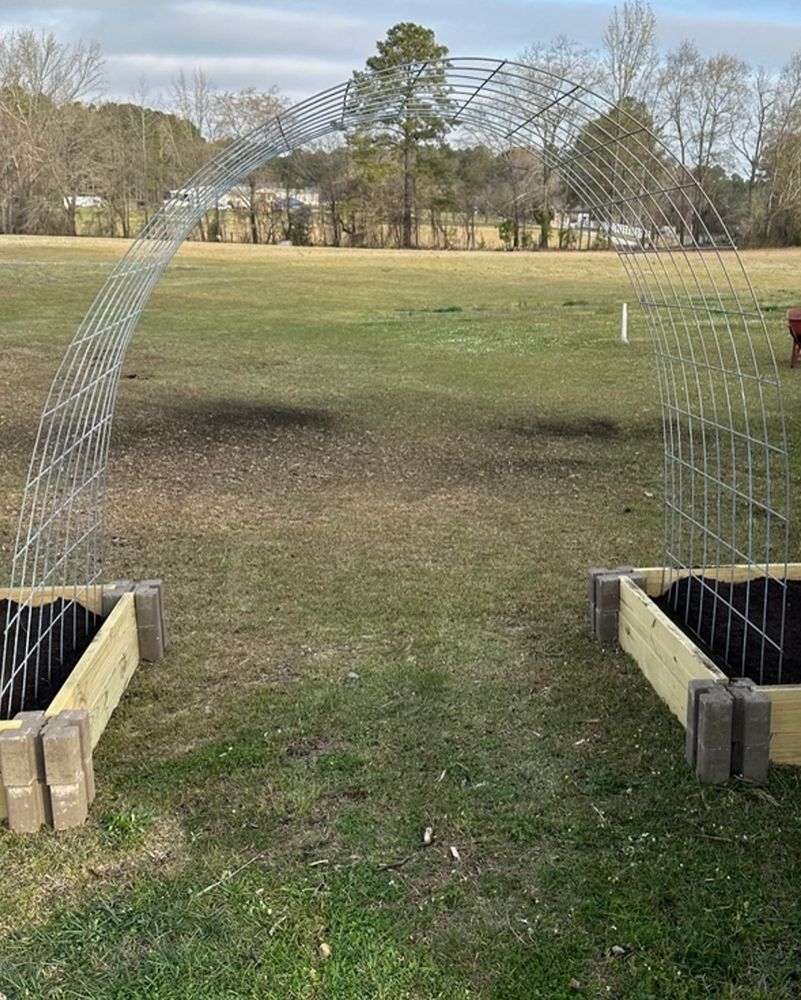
[504,415,660,442]
[113,399,339,448]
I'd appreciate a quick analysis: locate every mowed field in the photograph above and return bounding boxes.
[1,236,801,998]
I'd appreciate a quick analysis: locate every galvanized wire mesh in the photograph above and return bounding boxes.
[0,57,791,714]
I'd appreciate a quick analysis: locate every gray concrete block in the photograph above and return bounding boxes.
[685,679,718,767]
[696,739,732,784]
[588,567,607,629]
[134,585,165,662]
[140,578,167,649]
[594,607,619,644]
[698,685,734,749]
[732,742,770,782]
[589,566,642,640]
[588,567,608,605]
[625,571,647,592]
[101,580,135,618]
[731,685,771,747]
[595,573,622,615]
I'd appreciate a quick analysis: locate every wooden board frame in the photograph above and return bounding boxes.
[0,587,141,819]
[619,566,801,764]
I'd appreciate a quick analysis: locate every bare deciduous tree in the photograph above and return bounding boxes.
[209,86,287,243]
[602,0,659,105]
[753,54,801,244]
[171,67,217,140]
[0,28,104,233]
[658,42,749,182]
[515,36,602,246]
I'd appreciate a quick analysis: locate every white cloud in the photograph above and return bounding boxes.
[3,0,801,102]
[110,51,353,101]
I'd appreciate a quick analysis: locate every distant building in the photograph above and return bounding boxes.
[163,186,319,212]
[64,196,104,209]
[222,186,320,210]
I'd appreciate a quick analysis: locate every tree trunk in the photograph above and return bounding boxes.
[66,199,77,237]
[249,176,259,244]
[402,144,413,248]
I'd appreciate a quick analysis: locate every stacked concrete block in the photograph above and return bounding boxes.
[56,709,96,804]
[134,579,166,662]
[0,709,94,832]
[696,684,735,784]
[0,711,51,833]
[101,579,135,617]
[588,566,646,644]
[685,679,771,783]
[686,679,716,769]
[141,578,167,639]
[42,711,93,831]
[686,680,734,783]
[104,577,168,661]
[730,681,771,781]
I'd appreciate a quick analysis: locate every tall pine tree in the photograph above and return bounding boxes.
[349,23,451,248]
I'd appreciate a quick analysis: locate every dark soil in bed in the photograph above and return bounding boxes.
[0,599,101,717]
[655,576,801,686]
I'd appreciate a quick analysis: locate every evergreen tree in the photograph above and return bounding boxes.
[349,23,451,248]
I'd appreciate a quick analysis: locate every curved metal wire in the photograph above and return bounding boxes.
[0,57,791,714]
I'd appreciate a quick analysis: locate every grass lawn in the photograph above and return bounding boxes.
[1,236,801,998]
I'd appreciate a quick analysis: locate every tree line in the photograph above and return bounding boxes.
[4,6,801,248]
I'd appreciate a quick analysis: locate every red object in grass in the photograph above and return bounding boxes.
[787,308,801,368]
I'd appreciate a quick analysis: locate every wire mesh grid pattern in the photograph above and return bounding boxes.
[0,57,791,715]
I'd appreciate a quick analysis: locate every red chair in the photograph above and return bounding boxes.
[788,309,801,368]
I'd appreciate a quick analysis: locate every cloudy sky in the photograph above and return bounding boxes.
[1,0,801,105]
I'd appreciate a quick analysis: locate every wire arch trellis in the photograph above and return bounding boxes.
[0,56,791,716]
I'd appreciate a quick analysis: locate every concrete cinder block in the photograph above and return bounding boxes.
[731,685,771,747]
[594,607,619,644]
[695,685,734,783]
[589,567,606,630]
[5,781,50,833]
[696,740,733,784]
[134,585,165,662]
[49,779,88,831]
[685,679,718,768]
[42,718,84,786]
[0,712,47,785]
[698,685,734,749]
[589,566,642,640]
[101,580,135,618]
[588,567,608,605]
[1,712,53,833]
[732,742,770,782]
[729,683,771,781]
[16,710,47,725]
[140,578,167,646]
[595,573,622,615]
[0,728,39,788]
[56,710,95,804]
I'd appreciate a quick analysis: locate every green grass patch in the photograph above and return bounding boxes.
[1,239,801,998]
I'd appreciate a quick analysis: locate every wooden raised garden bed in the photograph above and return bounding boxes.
[618,565,801,765]
[0,581,161,826]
